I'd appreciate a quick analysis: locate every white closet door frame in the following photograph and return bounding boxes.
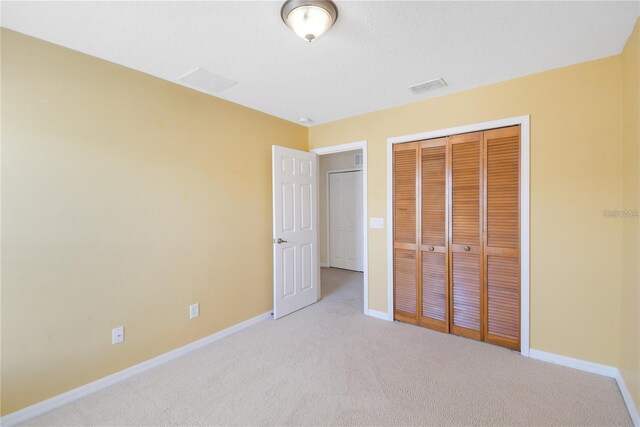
[327,168,363,271]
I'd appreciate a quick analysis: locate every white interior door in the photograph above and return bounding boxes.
[272,145,319,319]
[329,171,363,271]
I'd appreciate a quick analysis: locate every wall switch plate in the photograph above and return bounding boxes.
[370,217,384,229]
[189,303,199,319]
[112,326,124,345]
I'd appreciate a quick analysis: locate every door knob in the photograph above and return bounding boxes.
[428,246,434,251]
[463,246,471,252]
[277,238,288,244]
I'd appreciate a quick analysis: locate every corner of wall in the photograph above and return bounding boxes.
[618,16,640,414]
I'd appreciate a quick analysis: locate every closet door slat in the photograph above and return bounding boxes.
[421,143,446,246]
[422,252,447,323]
[395,248,417,318]
[419,139,448,332]
[487,256,519,341]
[393,143,418,321]
[484,126,520,350]
[449,132,483,340]
[451,141,480,246]
[394,147,417,245]
[452,252,481,331]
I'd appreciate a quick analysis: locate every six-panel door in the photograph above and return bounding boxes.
[272,146,318,319]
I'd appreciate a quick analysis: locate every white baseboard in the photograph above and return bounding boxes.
[529,349,639,426]
[615,370,640,427]
[320,262,330,268]
[0,311,273,427]
[529,349,618,377]
[366,309,393,321]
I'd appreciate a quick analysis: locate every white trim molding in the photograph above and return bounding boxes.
[312,141,366,156]
[529,349,617,377]
[617,372,640,427]
[366,309,393,321]
[311,141,369,316]
[530,349,639,426]
[386,115,531,356]
[0,311,272,427]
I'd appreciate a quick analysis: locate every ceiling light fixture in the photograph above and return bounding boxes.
[281,0,338,43]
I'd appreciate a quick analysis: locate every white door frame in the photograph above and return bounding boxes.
[386,116,531,357]
[311,141,369,316]
[326,168,363,270]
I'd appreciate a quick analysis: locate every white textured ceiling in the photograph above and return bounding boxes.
[2,1,638,126]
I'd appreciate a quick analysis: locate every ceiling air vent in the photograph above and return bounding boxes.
[177,67,237,95]
[408,78,447,95]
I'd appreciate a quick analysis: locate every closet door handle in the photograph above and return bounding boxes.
[428,246,435,251]
[463,246,471,252]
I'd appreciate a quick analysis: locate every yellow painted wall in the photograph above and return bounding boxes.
[0,29,307,415]
[620,18,640,410]
[309,55,625,367]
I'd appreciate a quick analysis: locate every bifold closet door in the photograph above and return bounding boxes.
[449,132,483,341]
[484,126,520,349]
[419,138,448,332]
[392,126,521,351]
[393,142,418,323]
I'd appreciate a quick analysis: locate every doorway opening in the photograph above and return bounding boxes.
[311,141,369,315]
[323,154,363,272]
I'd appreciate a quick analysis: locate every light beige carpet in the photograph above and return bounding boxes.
[27,268,631,426]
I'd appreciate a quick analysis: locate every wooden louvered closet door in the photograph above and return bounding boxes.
[419,138,448,332]
[393,142,419,324]
[449,132,483,341]
[392,125,521,351]
[484,126,520,350]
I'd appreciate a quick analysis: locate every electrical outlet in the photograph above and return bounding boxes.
[112,326,124,345]
[189,303,199,319]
